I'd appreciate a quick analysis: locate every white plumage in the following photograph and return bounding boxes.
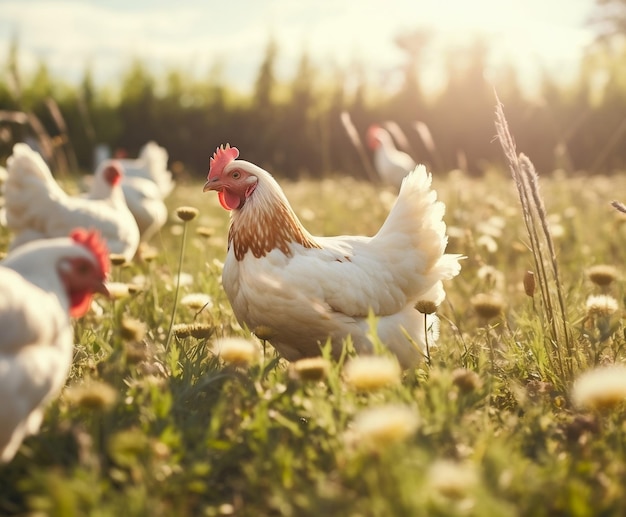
[0,231,109,462]
[116,141,175,199]
[203,145,462,368]
[367,124,417,190]
[4,143,140,262]
[92,160,167,243]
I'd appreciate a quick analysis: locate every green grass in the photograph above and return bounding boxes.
[2,167,626,516]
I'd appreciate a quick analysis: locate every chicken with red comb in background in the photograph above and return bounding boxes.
[0,228,110,462]
[203,144,462,369]
[367,124,417,190]
[5,143,139,262]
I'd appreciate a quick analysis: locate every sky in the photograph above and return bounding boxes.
[0,0,599,96]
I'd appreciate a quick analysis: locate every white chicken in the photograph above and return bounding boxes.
[4,143,140,262]
[0,229,109,462]
[92,160,167,243]
[367,124,417,190]
[203,144,462,368]
[117,141,175,199]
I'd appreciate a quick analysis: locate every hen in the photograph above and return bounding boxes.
[367,124,417,190]
[0,229,109,462]
[117,141,175,199]
[5,143,140,262]
[92,159,167,243]
[203,144,462,368]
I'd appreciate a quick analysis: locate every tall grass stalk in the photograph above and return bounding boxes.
[494,98,575,382]
[165,207,199,350]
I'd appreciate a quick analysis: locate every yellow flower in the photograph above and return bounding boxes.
[348,405,419,448]
[214,337,259,366]
[429,459,478,499]
[180,293,213,310]
[106,282,131,300]
[290,357,331,382]
[572,364,626,411]
[343,356,401,391]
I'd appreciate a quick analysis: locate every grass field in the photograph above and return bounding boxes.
[2,158,626,516]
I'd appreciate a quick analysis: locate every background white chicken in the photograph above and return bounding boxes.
[0,229,109,462]
[203,145,462,368]
[4,143,140,262]
[116,141,175,199]
[92,159,167,243]
[367,124,417,190]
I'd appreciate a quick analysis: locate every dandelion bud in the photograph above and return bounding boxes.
[523,270,535,297]
[253,325,275,341]
[470,293,505,320]
[214,337,258,366]
[290,357,330,382]
[572,364,626,411]
[109,253,127,266]
[585,295,619,317]
[175,206,199,222]
[196,226,215,238]
[343,356,401,391]
[66,380,118,410]
[451,368,483,393]
[348,405,419,448]
[120,315,147,342]
[415,300,438,315]
[587,265,618,287]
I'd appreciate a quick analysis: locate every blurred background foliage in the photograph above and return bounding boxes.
[1,0,626,179]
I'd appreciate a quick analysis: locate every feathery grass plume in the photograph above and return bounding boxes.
[339,110,379,183]
[343,356,401,391]
[495,97,575,382]
[347,404,419,449]
[290,357,331,382]
[571,364,626,411]
[586,265,618,288]
[165,206,198,349]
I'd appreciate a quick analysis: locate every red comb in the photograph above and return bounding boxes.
[103,161,122,186]
[208,144,239,179]
[70,228,110,276]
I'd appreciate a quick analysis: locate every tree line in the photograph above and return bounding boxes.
[0,21,625,180]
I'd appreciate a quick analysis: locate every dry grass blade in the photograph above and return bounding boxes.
[611,200,626,214]
[494,97,575,382]
[383,120,416,158]
[340,110,379,183]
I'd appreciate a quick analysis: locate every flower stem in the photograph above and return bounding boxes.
[165,222,188,350]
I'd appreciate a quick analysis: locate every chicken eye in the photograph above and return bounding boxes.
[232,171,241,179]
[76,261,91,274]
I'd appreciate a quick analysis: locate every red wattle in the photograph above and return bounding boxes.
[218,189,242,210]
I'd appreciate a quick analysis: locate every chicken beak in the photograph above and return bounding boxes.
[203,177,221,192]
[96,281,111,298]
